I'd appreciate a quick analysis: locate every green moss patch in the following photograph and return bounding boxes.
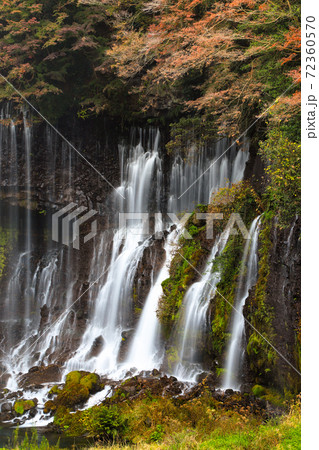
[44,371,102,417]
[158,211,208,334]
[14,399,36,415]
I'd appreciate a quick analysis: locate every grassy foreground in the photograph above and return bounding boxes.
[92,401,301,450]
[1,397,300,449]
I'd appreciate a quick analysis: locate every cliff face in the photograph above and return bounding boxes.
[0,106,301,395]
[0,111,121,213]
[243,215,301,393]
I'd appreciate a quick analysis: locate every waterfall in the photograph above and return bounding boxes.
[172,228,230,382]
[124,226,181,373]
[0,110,250,384]
[222,216,261,390]
[65,130,164,376]
[168,139,249,213]
[23,112,32,327]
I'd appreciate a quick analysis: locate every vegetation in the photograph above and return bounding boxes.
[0,226,14,280]
[259,129,301,226]
[0,0,301,448]
[1,395,300,449]
[0,0,300,136]
[1,428,60,449]
[13,399,36,415]
[159,211,208,333]
[44,371,103,414]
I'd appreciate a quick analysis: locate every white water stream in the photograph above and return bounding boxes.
[0,114,251,398]
[222,216,261,390]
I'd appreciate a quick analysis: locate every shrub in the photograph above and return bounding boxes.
[259,130,301,226]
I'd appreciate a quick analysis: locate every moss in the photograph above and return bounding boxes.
[207,181,263,235]
[57,382,90,408]
[44,400,57,414]
[0,226,13,280]
[245,216,276,382]
[166,347,179,371]
[48,385,61,397]
[64,370,101,394]
[210,235,243,357]
[252,385,266,397]
[80,373,101,393]
[14,399,35,415]
[46,371,101,419]
[65,370,82,385]
[158,211,208,334]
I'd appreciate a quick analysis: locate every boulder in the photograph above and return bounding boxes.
[1,402,12,413]
[14,399,36,415]
[18,364,62,388]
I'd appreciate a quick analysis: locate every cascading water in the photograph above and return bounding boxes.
[172,228,230,382]
[23,112,32,327]
[168,138,249,213]
[0,108,250,388]
[124,226,181,373]
[222,216,261,390]
[0,109,81,388]
[65,130,164,376]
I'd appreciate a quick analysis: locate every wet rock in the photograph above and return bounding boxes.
[121,385,137,395]
[28,366,40,373]
[0,412,14,421]
[225,389,234,396]
[87,335,104,359]
[151,369,160,377]
[240,383,253,394]
[44,400,56,414]
[28,408,37,418]
[243,216,301,392]
[1,402,12,413]
[163,381,183,396]
[7,392,20,400]
[29,384,44,390]
[169,376,177,383]
[196,372,209,383]
[14,399,37,415]
[18,364,62,388]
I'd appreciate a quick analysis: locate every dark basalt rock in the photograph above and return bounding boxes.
[243,215,301,392]
[87,335,105,359]
[18,364,62,388]
[1,402,12,413]
[7,391,21,400]
[28,366,40,373]
[225,389,235,396]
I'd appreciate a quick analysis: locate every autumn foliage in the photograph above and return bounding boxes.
[0,0,300,137]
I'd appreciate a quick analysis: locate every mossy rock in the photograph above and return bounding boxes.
[44,400,57,414]
[80,373,101,393]
[14,399,36,415]
[48,385,62,397]
[252,385,266,397]
[57,382,90,408]
[65,371,101,393]
[65,371,83,385]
